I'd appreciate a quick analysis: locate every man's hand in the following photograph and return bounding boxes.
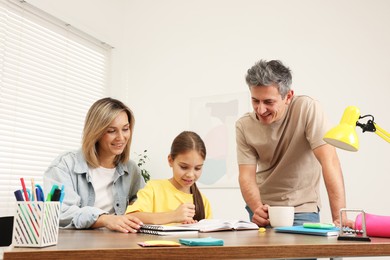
[252,204,270,227]
[334,217,355,229]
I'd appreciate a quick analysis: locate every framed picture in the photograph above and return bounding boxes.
[190,92,249,188]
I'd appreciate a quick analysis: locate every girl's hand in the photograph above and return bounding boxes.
[97,214,143,233]
[174,203,196,223]
[182,219,198,224]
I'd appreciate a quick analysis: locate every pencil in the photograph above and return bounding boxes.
[31,178,37,201]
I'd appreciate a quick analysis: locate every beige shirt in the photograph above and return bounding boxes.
[236,95,329,213]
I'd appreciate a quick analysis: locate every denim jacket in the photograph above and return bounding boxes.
[43,150,145,229]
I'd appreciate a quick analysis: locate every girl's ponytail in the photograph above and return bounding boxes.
[191,183,205,220]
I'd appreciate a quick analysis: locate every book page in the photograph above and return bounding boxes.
[229,220,258,230]
[177,219,258,232]
[177,219,232,232]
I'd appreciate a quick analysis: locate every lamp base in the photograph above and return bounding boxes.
[338,235,371,242]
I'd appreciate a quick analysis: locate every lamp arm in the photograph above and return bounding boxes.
[373,123,390,143]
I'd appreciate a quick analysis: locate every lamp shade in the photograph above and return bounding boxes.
[323,106,360,152]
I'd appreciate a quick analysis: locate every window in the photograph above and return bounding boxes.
[0,0,112,216]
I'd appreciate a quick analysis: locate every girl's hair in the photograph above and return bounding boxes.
[170,131,207,221]
[82,97,135,168]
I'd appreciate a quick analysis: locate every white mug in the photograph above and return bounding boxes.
[268,206,294,227]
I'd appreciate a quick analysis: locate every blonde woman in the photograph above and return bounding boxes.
[44,97,145,233]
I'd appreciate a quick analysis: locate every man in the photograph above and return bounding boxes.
[236,59,347,227]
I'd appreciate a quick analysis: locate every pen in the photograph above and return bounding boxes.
[51,188,62,201]
[35,184,45,201]
[46,184,59,201]
[303,223,335,229]
[59,185,65,203]
[20,178,30,201]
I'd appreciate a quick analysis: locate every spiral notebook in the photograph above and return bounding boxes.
[138,224,199,236]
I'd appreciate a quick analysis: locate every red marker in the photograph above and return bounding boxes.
[20,178,29,201]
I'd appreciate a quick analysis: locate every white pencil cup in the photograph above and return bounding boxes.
[12,201,60,247]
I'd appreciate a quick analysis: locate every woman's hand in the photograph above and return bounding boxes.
[96,214,143,233]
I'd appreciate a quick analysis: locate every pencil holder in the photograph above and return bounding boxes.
[12,201,60,247]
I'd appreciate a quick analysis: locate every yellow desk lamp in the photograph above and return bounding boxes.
[323,106,390,151]
[324,105,390,241]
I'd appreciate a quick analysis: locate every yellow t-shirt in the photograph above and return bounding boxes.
[125,179,212,219]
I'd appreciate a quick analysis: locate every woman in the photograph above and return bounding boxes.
[44,97,145,233]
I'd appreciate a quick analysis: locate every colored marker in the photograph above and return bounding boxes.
[46,184,59,201]
[14,190,24,201]
[20,178,29,201]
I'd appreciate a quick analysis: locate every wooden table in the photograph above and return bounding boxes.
[4,228,390,259]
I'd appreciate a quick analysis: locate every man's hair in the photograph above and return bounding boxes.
[82,97,135,168]
[245,59,292,98]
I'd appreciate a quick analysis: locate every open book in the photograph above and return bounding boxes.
[178,219,259,232]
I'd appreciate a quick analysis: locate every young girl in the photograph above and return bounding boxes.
[126,131,212,224]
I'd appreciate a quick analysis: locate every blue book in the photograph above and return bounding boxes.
[274,225,340,237]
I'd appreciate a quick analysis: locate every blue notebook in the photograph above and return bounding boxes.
[274,225,340,237]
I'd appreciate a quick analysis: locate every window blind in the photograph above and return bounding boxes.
[0,0,111,216]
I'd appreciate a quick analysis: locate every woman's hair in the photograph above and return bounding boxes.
[82,97,135,168]
[170,131,207,221]
[245,59,292,98]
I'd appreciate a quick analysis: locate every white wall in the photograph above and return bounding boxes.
[29,0,390,230]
